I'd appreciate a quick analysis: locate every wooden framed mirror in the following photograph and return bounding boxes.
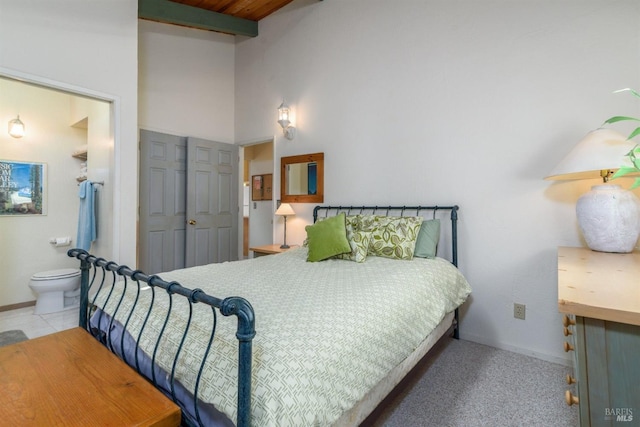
[280,152,324,203]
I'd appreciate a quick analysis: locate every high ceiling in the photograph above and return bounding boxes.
[171,0,296,22]
[139,0,310,37]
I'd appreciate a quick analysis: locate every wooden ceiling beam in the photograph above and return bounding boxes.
[139,0,258,37]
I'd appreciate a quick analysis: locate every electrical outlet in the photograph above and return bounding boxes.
[514,303,526,320]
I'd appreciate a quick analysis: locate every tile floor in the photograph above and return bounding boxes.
[0,306,79,339]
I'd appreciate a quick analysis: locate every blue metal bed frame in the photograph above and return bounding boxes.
[66,249,255,427]
[67,204,460,427]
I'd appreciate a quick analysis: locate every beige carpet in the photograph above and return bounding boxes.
[365,337,579,427]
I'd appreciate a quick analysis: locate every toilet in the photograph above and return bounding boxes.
[29,269,81,315]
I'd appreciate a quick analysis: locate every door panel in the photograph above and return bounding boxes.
[139,130,187,274]
[186,137,239,267]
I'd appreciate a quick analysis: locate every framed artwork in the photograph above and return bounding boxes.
[0,160,46,215]
[251,174,272,201]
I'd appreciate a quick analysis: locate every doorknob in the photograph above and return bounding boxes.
[188,219,196,225]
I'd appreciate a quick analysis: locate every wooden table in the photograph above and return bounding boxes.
[0,327,181,426]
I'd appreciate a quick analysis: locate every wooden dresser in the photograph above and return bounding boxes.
[558,246,640,426]
[0,327,181,426]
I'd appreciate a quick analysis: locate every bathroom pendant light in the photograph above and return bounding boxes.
[8,115,25,138]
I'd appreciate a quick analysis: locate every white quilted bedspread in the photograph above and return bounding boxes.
[98,248,471,426]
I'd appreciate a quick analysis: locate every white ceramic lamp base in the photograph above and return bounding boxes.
[576,184,640,253]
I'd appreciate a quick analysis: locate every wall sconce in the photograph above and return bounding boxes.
[8,115,25,138]
[277,101,296,140]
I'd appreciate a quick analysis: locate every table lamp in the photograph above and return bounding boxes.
[275,203,295,249]
[546,128,640,253]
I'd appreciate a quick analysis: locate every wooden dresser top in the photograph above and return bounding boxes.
[558,246,640,326]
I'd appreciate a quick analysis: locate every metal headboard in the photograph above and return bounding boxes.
[312,205,459,267]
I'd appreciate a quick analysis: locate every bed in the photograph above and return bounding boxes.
[67,204,471,427]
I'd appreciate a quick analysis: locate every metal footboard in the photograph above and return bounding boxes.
[67,249,255,427]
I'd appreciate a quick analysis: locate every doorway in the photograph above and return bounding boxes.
[241,140,275,258]
[139,130,239,274]
[0,71,115,309]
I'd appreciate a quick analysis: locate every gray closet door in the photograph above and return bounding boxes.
[186,137,239,266]
[139,130,187,274]
[139,131,239,274]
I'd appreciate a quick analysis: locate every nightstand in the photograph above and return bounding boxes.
[250,244,297,257]
[558,246,640,426]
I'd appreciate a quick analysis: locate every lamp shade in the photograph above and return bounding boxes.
[545,128,640,253]
[275,203,295,216]
[545,129,634,180]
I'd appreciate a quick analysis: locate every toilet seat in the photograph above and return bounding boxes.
[31,268,80,281]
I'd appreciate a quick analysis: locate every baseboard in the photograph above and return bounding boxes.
[0,300,36,313]
[458,331,572,367]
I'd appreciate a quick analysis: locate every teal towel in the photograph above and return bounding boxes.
[77,180,97,250]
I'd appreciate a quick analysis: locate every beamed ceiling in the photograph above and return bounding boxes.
[139,0,318,37]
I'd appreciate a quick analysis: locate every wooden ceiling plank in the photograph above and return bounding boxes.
[209,0,240,14]
[248,0,295,21]
[140,0,258,37]
[222,0,253,14]
[178,0,237,14]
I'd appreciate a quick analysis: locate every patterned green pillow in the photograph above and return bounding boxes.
[305,212,351,262]
[362,215,424,260]
[358,214,377,232]
[334,216,370,262]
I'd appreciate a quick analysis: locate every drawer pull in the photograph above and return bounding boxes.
[563,327,573,337]
[565,374,576,384]
[565,390,579,406]
[563,342,574,352]
[563,315,576,327]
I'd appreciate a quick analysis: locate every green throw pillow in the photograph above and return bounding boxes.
[305,213,351,262]
[414,219,441,258]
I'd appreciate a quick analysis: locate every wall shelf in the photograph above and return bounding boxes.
[72,150,87,161]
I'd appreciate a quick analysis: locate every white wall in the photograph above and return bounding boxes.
[138,20,236,143]
[0,0,138,266]
[235,0,640,363]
